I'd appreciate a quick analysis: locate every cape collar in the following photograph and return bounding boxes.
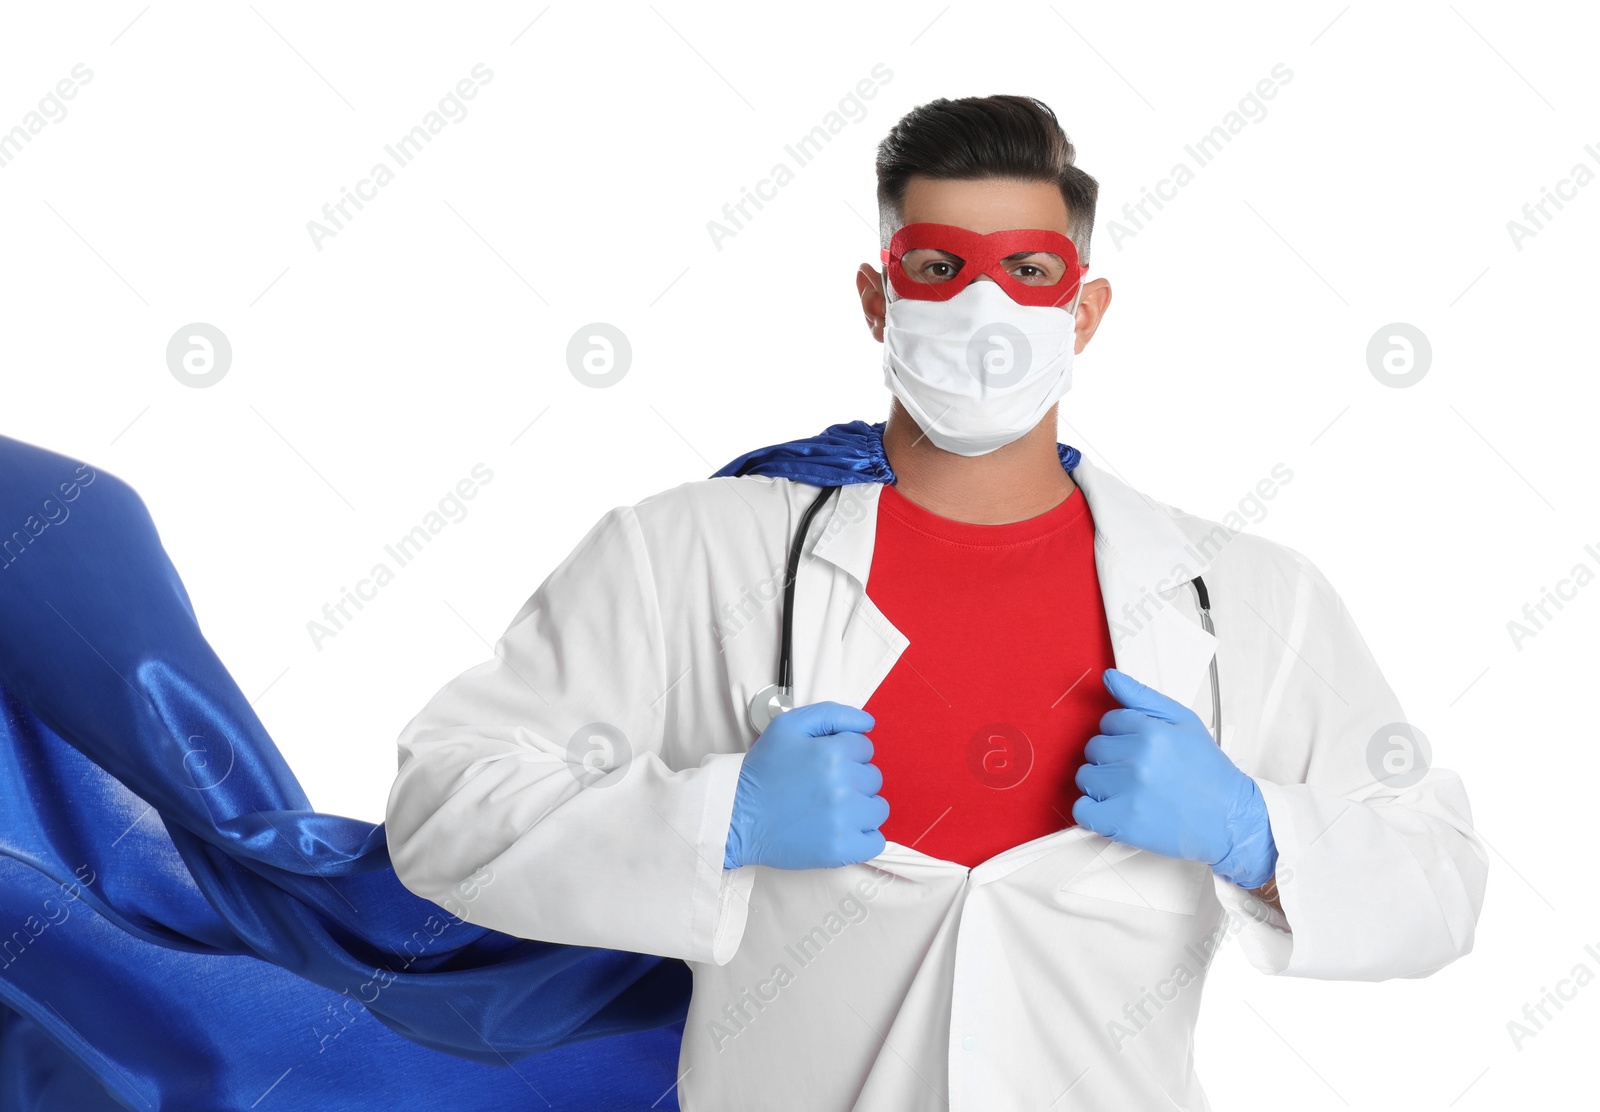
[711,418,1081,488]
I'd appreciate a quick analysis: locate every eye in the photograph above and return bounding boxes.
[901,248,965,284]
[1005,252,1067,285]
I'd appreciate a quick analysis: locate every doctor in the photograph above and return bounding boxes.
[386,94,1487,1110]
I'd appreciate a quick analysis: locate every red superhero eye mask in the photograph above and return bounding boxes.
[880,223,1087,308]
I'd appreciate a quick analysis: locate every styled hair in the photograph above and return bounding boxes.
[874,95,1098,266]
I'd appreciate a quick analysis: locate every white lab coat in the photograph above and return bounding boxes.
[385,457,1487,1111]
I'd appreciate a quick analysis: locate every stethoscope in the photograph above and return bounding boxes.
[747,484,1224,745]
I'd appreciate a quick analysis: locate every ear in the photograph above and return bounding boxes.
[1072,277,1113,356]
[856,263,887,344]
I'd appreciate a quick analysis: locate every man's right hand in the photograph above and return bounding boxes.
[723,701,888,870]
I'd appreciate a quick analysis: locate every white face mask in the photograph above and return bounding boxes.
[882,279,1082,457]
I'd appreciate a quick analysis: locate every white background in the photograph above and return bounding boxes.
[3,2,1596,1108]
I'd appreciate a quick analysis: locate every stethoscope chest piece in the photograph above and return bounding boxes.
[747,683,794,735]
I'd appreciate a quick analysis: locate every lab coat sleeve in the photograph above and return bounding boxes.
[1215,549,1488,980]
[384,504,755,965]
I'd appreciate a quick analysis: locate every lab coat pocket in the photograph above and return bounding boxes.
[1053,836,1208,917]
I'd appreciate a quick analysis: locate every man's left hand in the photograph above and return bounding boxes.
[1072,668,1277,890]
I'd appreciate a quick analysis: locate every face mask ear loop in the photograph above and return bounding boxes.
[1073,277,1087,316]
[1057,273,1087,318]
[1066,285,1085,354]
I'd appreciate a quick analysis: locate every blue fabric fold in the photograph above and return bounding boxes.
[710,418,1081,482]
[0,433,687,1111]
[0,419,1079,1109]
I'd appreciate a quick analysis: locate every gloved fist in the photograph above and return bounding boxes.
[1072,668,1277,890]
[724,701,889,871]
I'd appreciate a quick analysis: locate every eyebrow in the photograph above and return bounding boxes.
[914,249,1057,261]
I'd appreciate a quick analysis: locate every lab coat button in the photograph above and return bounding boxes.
[962,1035,977,1051]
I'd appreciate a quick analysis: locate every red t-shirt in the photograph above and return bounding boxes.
[860,480,1120,868]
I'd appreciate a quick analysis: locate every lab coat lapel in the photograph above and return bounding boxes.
[792,481,907,712]
[1073,456,1220,725]
[798,455,1219,725]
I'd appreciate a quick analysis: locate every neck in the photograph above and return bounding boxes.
[881,399,1077,524]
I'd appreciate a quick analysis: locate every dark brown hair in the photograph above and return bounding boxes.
[875,95,1098,264]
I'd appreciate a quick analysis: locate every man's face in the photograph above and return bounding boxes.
[856,174,1112,354]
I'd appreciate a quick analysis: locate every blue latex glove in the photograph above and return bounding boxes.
[1072,668,1277,890]
[724,701,889,870]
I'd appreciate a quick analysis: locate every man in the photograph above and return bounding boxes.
[385,94,1487,1109]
